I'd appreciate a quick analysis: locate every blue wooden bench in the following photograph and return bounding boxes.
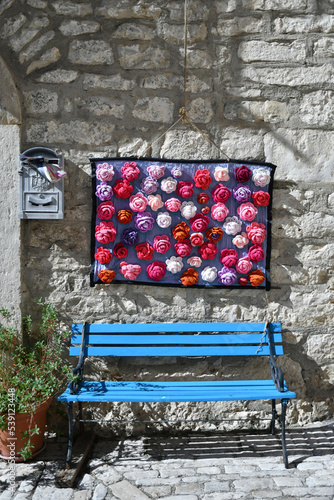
[58,322,296,468]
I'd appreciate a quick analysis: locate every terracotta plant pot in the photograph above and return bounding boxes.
[0,399,51,462]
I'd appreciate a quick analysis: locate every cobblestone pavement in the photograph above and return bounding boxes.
[0,420,333,500]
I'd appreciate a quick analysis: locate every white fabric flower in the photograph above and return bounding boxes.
[156,211,172,228]
[214,166,230,182]
[201,266,217,282]
[252,167,271,187]
[223,216,242,236]
[232,232,249,249]
[161,176,177,193]
[166,256,184,274]
[180,201,197,220]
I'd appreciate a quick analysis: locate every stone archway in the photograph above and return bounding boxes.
[0,55,22,328]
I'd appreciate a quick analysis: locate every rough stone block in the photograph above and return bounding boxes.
[224,100,290,123]
[69,40,114,65]
[313,37,334,58]
[238,40,306,63]
[168,1,210,21]
[52,1,92,16]
[95,1,161,19]
[0,13,27,38]
[9,28,40,52]
[26,120,115,145]
[0,0,15,16]
[242,0,307,9]
[215,0,237,13]
[59,20,100,36]
[83,73,135,91]
[118,44,170,69]
[182,48,212,69]
[76,96,125,118]
[24,88,58,114]
[19,30,55,63]
[110,480,151,500]
[133,97,174,123]
[158,22,207,43]
[274,15,334,34]
[38,69,78,83]
[299,90,334,126]
[241,64,334,87]
[188,97,214,123]
[26,47,60,74]
[113,22,155,40]
[217,17,265,36]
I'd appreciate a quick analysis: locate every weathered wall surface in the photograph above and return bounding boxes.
[0,0,333,430]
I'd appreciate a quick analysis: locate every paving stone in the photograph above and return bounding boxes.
[110,480,151,500]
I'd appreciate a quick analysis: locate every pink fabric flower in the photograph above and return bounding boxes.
[194,169,211,189]
[171,166,183,178]
[121,161,140,181]
[246,222,267,244]
[129,192,148,212]
[187,256,202,267]
[198,242,218,260]
[232,232,249,249]
[96,162,114,182]
[211,203,229,221]
[248,244,265,263]
[97,201,115,220]
[174,239,192,257]
[94,247,113,264]
[147,164,165,179]
[235,165,252,183]
[190,232,204,247]
[165,198,181,212]
[96,182,113,201]
[220,249,238,267]
[211,184,231,203]
[237,202,258,221]
[177,181,194,199]
[119,262,141,280]
[236,257,253,274]
[147,260,166,281]
[161,177,177,193]
[95,221,116,244]
[189,213,210,232]
[252,191,270,207]
[113,179,133,199]
[214,166,230,182]
[153,235,171,254]
[148,194,164,211]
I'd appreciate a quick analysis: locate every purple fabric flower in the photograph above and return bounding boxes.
[122,228,139,246]
[171,166,183,178]
[218,266,237,285]
[140,176,159,195]
[233,184,252,203]
[96,182,113,201]
[134,212,154,233]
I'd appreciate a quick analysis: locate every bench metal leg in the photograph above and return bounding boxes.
[270,399,278,435]
[79,402,85,434]
[281,399,288,468]
[66,402,74,469]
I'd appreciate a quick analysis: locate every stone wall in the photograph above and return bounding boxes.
[0,0,333,431]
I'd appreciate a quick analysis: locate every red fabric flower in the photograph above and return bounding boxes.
[176,181,194,199]
[97,201,115,220]
[135,242,154,260]
[172,222,190,241]
[180,268,199,286]
[198,242,218,260]
[113,242,128,259]
[98,270,116,283]
[235,165,252,183]
[248,269,265,287]
[220,249,238,267]
[95,221,116,244]
[239,277,249,286]
[113,179,133,199]
[117,209,133,224]
[121,161,140,181]
[206,227,223,243]
[147,261,166,281]
[197,192,209,205]
[252,191,270,207]
[95,247,113,264]
[194,169,211,189]
[153,235,171,254]
[174,239,192,257]
[211,184,231,203]
[248,244,265,263]
[190,213,210,232]
[202,206,210,214]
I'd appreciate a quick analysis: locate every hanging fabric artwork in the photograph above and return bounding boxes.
[90,157,276,290]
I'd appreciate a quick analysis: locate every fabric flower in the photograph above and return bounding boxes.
[172,222,190,241]
[252,190,270,207]
[211,203,229,221]
[161,177,177,193]
[214,166,230,182]
[248,244,265,263]
[236,256,253,274]
[95,221,116,244]
[190,232,204,247]
[141,176,159,195]
[119,262,141,280]
[96,162,114,182]
[235,165,252,183]
[129,192,148,212]
[201,266,217,282]
[206,227,223,243]
[248,269,265,286]
[148,194,164,211]
[218,266,237,285]
[147,260,166,281]
[96,182,113,201]
[153,235,171,254]
[197,192,209,205]
[98,269,116,283]
[223,216,242,236]
[177,181,194,199]
[134,212,154,232]
[220,249,238,267]
[157,211,172,228]
[95,247,113,265]
[113,179,133,199]
[171,166,183,178]
[117,209,133,224]
[147,164,165,179]
[239,277,249,286]
[174,239,192,257]
[165,198,181,212]
[233,184,252,203]
[113,242,128,259]
[202,206,210,214]
[211,184,231,203]
[194,169,211,189]
[252,168,271,187]
[97,201,115,220]
[187,256,202,267]
[121,161,140,181]
[122,228,139,246]
[166,255,184,274]
[180,201,197,220]
[237,202,258,221]
[199,242,218,260]
[232,232,249,249]
[180,268,199,286]
[246,222,266,244]
[190,213,210,232]
[135,242,154,260]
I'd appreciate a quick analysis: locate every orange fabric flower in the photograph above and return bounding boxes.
[172,221,190,241]
[248,269,265,287]
[180,268,199,286]
[98,269,116,283]
[206,227,223,243]
[117,209,133,224]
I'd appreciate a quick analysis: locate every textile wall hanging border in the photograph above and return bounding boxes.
[90,157,276,290]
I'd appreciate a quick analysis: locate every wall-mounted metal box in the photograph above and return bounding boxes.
[19,147,65,220]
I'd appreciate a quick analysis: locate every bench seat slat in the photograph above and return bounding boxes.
[69,345,284,357]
